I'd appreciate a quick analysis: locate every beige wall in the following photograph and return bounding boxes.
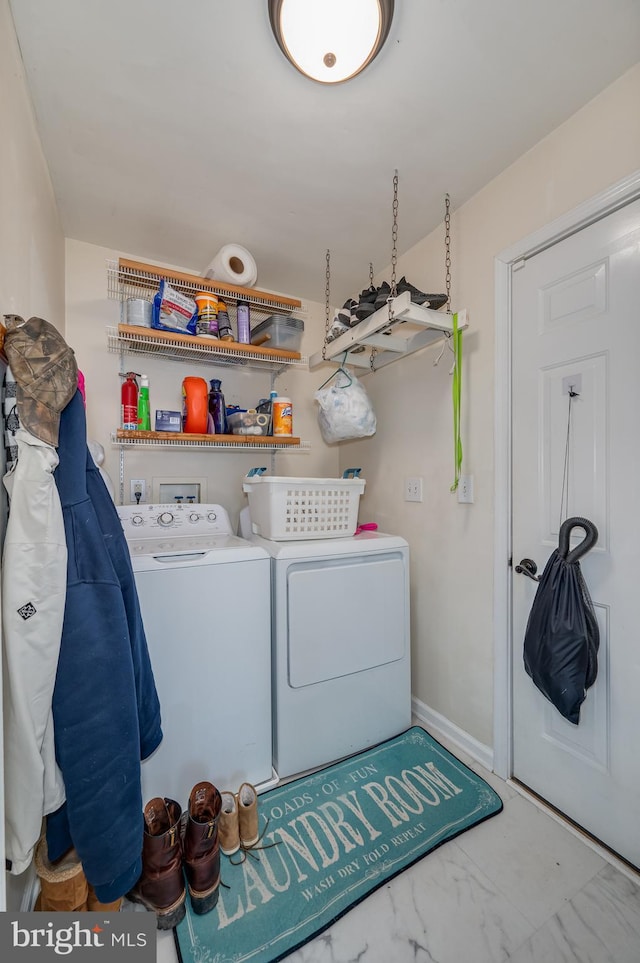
[0,0,64,329]
[340,63,640,748]
[64,238,339,529]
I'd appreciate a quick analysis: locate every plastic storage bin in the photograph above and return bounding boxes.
[251,315,304,352]
[242,474,365,540]
[227,410,270,436]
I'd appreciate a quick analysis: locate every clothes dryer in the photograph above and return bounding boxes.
[252,531,411,778]
[118,503,274,805]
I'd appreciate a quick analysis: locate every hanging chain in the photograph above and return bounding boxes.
[322,248,331,361]
[444,193,452,313]
[386,170,399,325]
[369,262,375,375]
[390,170,399,301]
[373,169,399,373]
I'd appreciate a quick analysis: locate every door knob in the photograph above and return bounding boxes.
[515,558,540,582]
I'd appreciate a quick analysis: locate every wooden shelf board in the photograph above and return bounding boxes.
[116,324,302,361]
[115,429,301,446]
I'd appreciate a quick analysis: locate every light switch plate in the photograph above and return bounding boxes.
[457,474,474,504]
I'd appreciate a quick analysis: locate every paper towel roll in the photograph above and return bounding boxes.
[202,244,258,287]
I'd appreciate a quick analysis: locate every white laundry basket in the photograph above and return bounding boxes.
[242,473,365,540]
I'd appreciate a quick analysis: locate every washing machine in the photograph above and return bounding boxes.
[251,530,411,778]
[118,503,274,805]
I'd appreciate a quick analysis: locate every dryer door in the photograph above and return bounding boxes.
[287,551,407,687]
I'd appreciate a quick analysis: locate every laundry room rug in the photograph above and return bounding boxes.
[174,726,503,963]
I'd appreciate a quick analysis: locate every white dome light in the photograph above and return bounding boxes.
[269,0,394,84]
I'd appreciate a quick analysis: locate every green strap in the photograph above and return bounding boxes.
[450,313,463,492]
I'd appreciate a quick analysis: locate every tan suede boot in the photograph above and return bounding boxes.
[34,837,88,912]
[237,783,259,848]
[87,884,122,912]
[218,791,240,856]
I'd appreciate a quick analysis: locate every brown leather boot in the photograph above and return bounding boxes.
[127,798,186,930]
[183,782,222,916]
[34,837,88,912]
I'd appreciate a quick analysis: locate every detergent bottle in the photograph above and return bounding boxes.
[208,379,229,434]
[137,374,151,430]
[182,377,209,433]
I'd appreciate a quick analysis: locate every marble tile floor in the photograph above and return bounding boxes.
[153,731,640,963]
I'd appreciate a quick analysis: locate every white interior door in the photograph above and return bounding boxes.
[511,198,640,868]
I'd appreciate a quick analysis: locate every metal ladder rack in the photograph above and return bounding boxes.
[309,292,468,371]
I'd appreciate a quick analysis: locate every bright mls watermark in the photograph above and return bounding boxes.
[0,913,156,960]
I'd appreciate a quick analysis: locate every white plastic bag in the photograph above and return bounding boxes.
[315,370,377,444]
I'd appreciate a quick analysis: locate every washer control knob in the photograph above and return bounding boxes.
[131,515,144,526]
[207,511,217,523]
[189,512,200,523]
[158,512,174,527]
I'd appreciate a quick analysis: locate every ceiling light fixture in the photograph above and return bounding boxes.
[268,0,394,85]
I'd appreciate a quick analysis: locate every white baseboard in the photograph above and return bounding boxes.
[412,697,494,773]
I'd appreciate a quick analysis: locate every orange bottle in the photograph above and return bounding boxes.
[182,377,209,433]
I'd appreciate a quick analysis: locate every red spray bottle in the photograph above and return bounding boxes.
[120,372,139,430]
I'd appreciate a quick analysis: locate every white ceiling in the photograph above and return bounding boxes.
[9,0,640,305]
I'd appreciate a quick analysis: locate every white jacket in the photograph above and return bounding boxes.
[2,427,67,873]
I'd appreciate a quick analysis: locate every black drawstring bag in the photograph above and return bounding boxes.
[523,517,599,725]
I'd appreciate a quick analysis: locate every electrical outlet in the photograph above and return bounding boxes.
[130,479,146,504]
[457,474,474,504]
[404,477,423,502]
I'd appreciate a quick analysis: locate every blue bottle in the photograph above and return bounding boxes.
[208,379,229,434]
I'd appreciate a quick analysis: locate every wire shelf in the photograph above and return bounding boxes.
[106,258,306,320]
[106,326,308,370]
[111,431,310,452]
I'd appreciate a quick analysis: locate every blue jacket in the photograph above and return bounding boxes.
[47,390,162,902]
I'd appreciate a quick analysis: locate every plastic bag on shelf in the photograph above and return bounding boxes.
[315,369,376,444]
[152,279,197,335]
